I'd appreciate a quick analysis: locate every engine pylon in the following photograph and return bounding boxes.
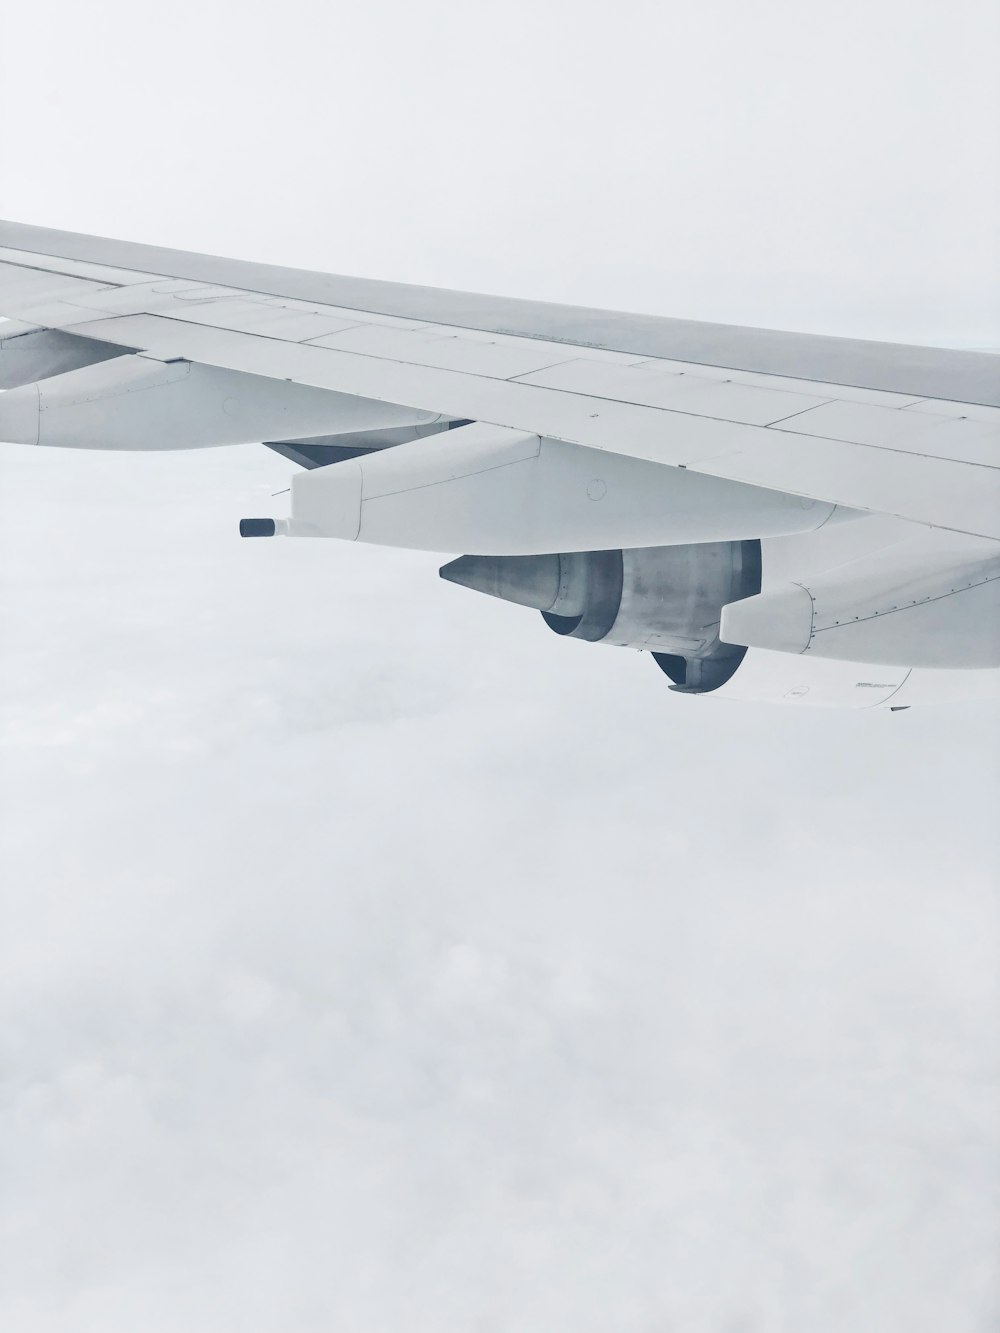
[277,421,854,554]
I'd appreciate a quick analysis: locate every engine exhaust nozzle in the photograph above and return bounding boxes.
[439,553,589,617]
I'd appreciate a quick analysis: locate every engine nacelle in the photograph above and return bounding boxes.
[720,537,1000,669]
[439,521,1000,708]
[441,540,761,693]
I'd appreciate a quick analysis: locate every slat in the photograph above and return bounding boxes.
[0,260,115,314]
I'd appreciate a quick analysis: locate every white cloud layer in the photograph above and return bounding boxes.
[1,1,999,1329]
[2,444,998,1332]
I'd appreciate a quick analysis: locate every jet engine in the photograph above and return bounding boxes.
[440,539,761,693]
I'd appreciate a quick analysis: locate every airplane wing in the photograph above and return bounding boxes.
[2,220,998,707]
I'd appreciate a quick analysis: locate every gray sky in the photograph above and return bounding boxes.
[2,3,999,1330]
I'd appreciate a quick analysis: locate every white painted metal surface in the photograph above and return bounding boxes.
[0,354,441,450]
[721,539,1000,668]
[0,260,114,313]
[775,398,1000,465]
[0,321,124,388]
[711,648,912,709]
[713,647,1000,708]
[309,323,577,379]
[873,663,1000,707]
[516,357,834,423]
[282,422,847,554]
[902,397,1000,424]
[149,297,361,343]
[0,245,163,287]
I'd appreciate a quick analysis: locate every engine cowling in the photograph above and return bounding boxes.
[440,540,762,694]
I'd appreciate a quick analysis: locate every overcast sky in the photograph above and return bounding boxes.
[2,2,999,1331]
